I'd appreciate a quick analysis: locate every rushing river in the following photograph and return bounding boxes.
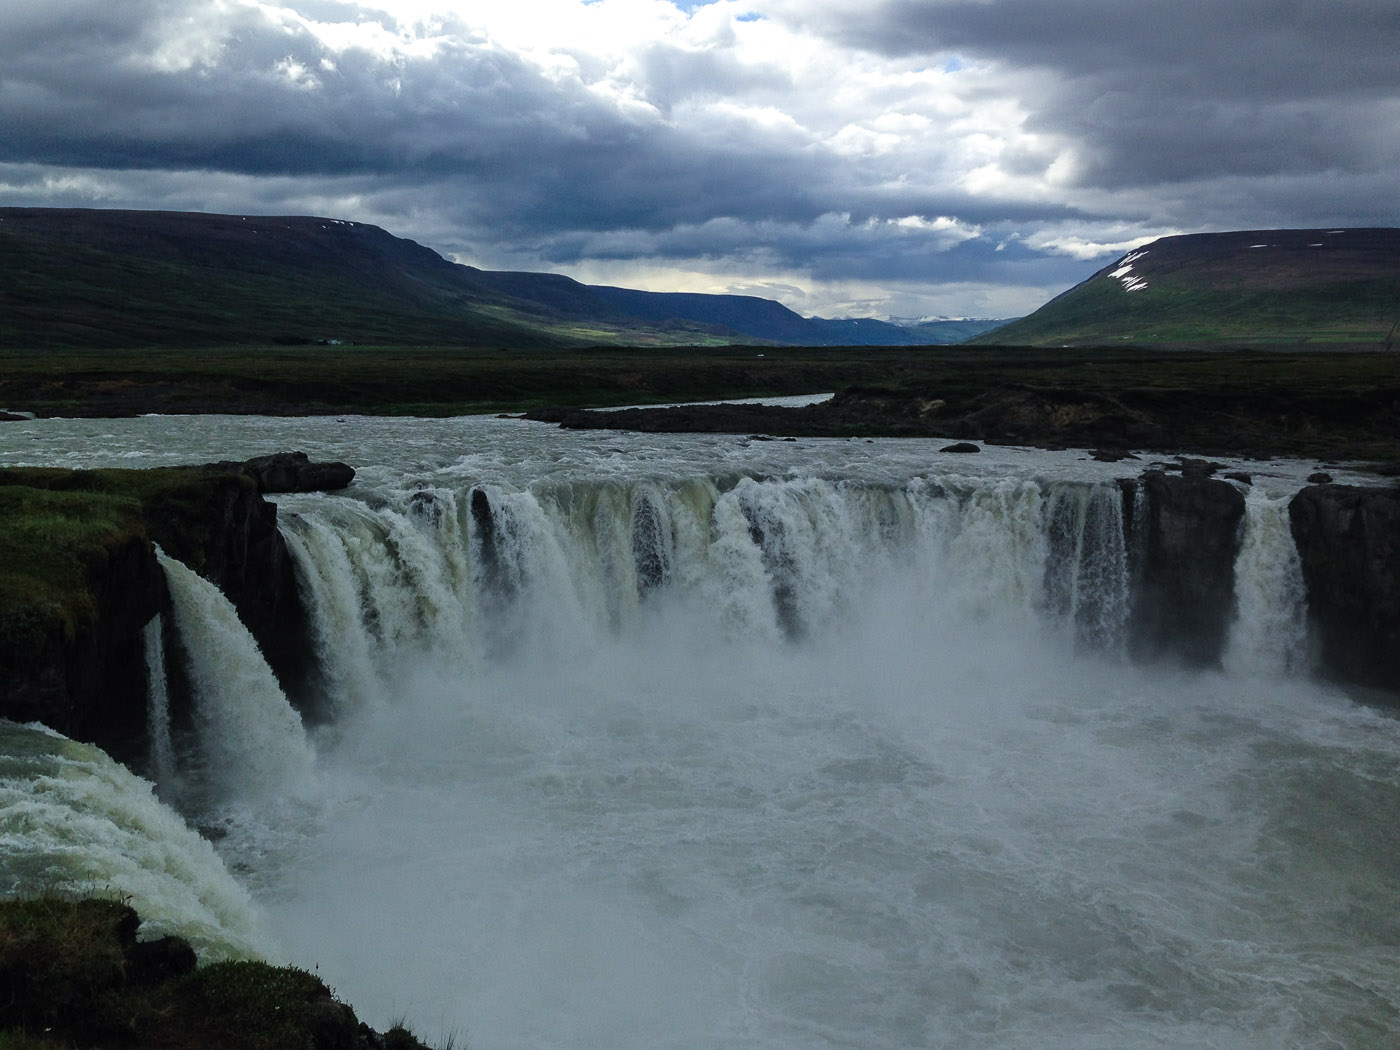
[2,414,1398,1049]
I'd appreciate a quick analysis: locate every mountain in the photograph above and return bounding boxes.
[894,317,1013,342]
[0,208,979,349]
[970,228,1400,347]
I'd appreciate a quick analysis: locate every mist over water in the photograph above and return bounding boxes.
[2,416,1398,1048]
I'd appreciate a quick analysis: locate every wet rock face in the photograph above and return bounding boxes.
[0,455,351,755]
[239,451,355,493]
[1289,485,1400,693]
[0,534,165,764]
[1128,470,1247,667]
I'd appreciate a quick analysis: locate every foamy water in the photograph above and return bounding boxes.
[1,415,1397,1049]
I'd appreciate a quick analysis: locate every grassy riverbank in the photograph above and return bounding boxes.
[3,344,1399,434]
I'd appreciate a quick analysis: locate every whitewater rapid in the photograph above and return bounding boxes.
[2,414,1398,1049]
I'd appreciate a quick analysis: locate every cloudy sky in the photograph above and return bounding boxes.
[2,1,1397,319]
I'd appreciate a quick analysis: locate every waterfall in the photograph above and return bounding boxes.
[158,553,317,802]
[0,720,277,960]
[278,474,1155,681]
[142,614,177,792]
[1043,482,1131,653]
[928,476,1047,622]
[280,511,384,715]
[1226,490,1310,676]
[11,411,1395,1050]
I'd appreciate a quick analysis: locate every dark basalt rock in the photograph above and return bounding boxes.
[0,897,434,1050]
[242,451,355,493]
[202,450,356,493]
[1176,458,1223,477]
[0,534,165,765]
[1289,484,1400,693]
[0,453,353,754]
[138,470,312,708]
[1128,470,1246,667]
[940,442,981,453]
[126,935,198,985]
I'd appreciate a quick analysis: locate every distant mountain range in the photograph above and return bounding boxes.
[0,208,1011,349]
[973,228,1400,347]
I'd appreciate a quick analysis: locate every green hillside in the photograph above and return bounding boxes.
[973,228,1400,347]
[0,209,721,349]
[0,208,971,349]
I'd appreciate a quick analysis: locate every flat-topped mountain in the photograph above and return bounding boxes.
[972,228,1400,347]
[0,208,1004,349]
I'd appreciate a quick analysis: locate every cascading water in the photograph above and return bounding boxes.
[158,552,317,805]
[267,466,1399,1049]
[142,613,177,791]
[1042,482,1130,652]
[2,414,1398,1050]
[1226,489,1311,676]
[0,720,276,959]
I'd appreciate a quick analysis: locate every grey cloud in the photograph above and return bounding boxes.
[0,1,814,234]
[632,42,793,113]
[793,0,1400,199]
[824,0,1400,97]
[2,0,1393,318]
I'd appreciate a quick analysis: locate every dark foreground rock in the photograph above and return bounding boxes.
[0,897,436,1050]
[1290,485,1400,693]
[206,450,356,494]
[1128,471,1247,667]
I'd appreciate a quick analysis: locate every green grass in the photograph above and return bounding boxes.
[0,466,262,654]
[0,485,146,647]
[0,344,960,417]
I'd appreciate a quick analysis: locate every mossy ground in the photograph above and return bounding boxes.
[0,485,146,650]
[0,467,249,653]
[0,897,437,1050]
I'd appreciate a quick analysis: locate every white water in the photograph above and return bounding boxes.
[158,553,318,806]
[1226,490,1311,677]
[0,720,275,959]
[142,614,178,791]
[3,416,1399,1048]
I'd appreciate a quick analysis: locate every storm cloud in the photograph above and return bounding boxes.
[2,0,1395,317]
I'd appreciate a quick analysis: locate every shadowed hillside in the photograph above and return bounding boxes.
[0,208,986,349]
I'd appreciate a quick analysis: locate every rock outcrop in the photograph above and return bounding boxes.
[0,454,354,759]
[206,450,356,494]
[1128,470,1247,666]
[138,469,314,710]
[0,897,434,1050]
[0,532,165,763]
[1289,484,1400,693]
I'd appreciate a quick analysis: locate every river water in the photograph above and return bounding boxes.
[1,414,1397,1049]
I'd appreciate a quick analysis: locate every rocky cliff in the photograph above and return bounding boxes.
[1290,484,1400,693]
[0,453,352,762]
[1127,470,1247,667]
